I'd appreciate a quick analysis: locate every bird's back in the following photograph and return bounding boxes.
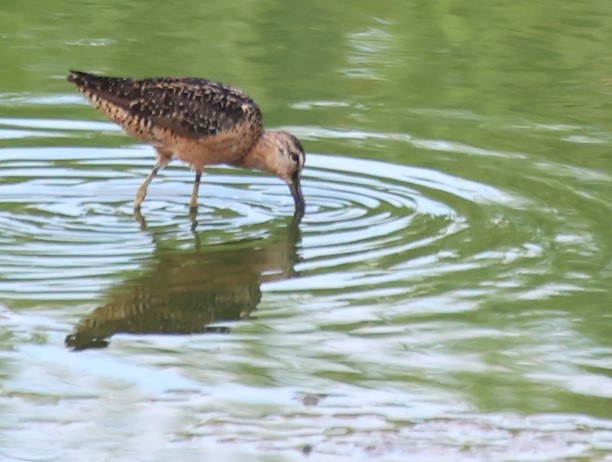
[68,71,264,165]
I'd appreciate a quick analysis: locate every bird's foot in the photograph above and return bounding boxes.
[133,208,147,230]
[188,206,198,232]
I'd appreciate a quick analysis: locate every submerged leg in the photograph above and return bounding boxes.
[189,170,202,212]
[134,156,170,209]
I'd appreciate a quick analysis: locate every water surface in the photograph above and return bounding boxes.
[1,0,611,460]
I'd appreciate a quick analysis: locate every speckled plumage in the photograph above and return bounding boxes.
[67,70,306,216]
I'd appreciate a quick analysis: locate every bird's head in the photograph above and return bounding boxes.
[273,131,305,214]
[245,131,306,216]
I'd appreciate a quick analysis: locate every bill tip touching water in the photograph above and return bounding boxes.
[66,70,306,218]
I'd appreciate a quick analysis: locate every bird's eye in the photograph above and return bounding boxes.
[290,153,300,163]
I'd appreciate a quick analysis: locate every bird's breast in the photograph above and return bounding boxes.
[160,122,260,171]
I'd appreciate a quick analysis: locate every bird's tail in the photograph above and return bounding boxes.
[67,70,113,91]
[67,70,136,113]
[67,69,92,83]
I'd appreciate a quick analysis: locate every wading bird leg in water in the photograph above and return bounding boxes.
[135,154,171,210]
[189,170,202,212]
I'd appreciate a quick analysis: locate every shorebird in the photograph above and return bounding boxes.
[67,70,306,216]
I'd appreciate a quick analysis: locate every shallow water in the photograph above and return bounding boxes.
[1,1,612,461]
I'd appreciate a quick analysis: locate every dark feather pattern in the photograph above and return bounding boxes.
[67,70,262,139]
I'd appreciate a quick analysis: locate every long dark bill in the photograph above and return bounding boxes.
[289,175,305,217]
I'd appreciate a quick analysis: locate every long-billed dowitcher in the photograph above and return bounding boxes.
[67,70,306,216]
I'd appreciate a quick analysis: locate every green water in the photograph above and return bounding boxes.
[1,1,611,460]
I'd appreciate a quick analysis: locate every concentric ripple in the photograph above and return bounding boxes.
[2,115,605,310]
[0,117,516,306]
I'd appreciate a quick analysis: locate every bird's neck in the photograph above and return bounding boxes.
[238,131,281,175]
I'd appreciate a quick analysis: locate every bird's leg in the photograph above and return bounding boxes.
[189,170,202,212]
[134,156,170,210]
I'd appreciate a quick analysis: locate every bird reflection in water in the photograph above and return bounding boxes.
[65,214,302,350]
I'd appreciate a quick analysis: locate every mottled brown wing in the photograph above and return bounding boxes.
[67,71,262,139]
